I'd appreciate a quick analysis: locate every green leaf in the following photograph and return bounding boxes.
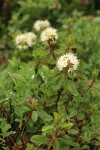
[57,104,66,114]
[26,143,36,150]
[46,96,57,107]
[0,119,11,133]
[39,65,50,84]
[68,129,78,135]
[0,131,16,138]
[81,145,90,150]
[74,97,85,103]
[53,139,60,150]
[69,110,77,118]
[77,113,85,120]
[37,110,53,121]
[9,72,27,84]
[60,122,73,129]
[2,124,11,133]
[32,111,38,122]
[54,112,61,123]
[57,96,66,105]
[14,107,24,119]
[67,81,79,96]
[91,88,100,97]
[52,75,64,91]
[31,135,49,144]
[60,135,80,147]
[22,106,31,112]
[42,125,54,133]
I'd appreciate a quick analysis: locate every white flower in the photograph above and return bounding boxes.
[15,32,36,49]
[56,53,79,72]
[34,20,50,31]
[56,55,68,71]
[40,27,58,42]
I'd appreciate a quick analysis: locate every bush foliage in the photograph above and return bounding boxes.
[0,0,100,150]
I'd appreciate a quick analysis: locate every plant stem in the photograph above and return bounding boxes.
[88,80,94,90]
[49,44,56,62]
[46,127,60,150]
[75,111,94,142]
[20,108,34,146]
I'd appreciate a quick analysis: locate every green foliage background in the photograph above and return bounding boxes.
[0,0,100,150]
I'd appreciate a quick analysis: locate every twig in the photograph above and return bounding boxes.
[46,127,60,150]
[87,80,94,91]
[75,112,94,142]
[20,108,34,146]
[49,44,56,62]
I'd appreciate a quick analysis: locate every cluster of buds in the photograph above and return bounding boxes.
[27,98,39,104]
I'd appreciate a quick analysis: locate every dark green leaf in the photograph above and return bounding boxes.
[32,111,38,122]
[31,135,49,144]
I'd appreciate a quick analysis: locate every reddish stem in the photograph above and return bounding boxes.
[46,127,60,150]
[20,108,35,145]
[49,44,56,62]
[75,112,94,142]
[73,116,79,124]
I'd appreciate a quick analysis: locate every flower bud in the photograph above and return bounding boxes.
[27,98,32,104]
[27,98,39,104]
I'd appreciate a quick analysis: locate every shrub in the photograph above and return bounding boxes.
[0,34,100,149]
[0,2,100,149]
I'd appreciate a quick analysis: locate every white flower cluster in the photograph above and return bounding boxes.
[34,20,58,42]
[15,32,36,49]
[34,20,50,31]
[15,20,58,49]
[56,53,79,73]
[40,27,58,42]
